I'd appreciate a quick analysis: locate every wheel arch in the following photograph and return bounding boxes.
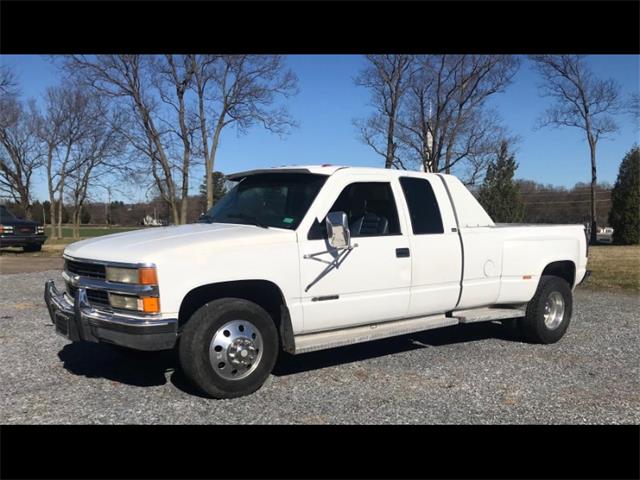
[178,279,295,353]
[539,260,576,288]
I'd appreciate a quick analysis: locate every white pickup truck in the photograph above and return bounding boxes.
[45,165,589,398]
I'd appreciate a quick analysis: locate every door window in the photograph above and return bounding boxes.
[309,182,401,239]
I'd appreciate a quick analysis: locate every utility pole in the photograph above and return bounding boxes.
[95,184,113,227]
[424,100,434,173]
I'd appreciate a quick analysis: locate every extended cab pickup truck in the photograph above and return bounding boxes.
[45,166,589,398]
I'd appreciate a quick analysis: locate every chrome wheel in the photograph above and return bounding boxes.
[543,291,565,330]
[209,320,263,380]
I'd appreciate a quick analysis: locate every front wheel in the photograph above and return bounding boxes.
[520,275,573,344]
[178,298,279,399]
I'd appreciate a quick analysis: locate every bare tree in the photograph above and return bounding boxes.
[530,55,625,243]
[0,96,43,218]
[37,84,99,238]
[628,93,639,122]
[354,55,415,169]
[151,54,199,223]
[397,55,520,177]
[191,55,298,209]
[65,103,126,238]
[0,65,18,96]
[65,55,298,220]
[64,55,184,224]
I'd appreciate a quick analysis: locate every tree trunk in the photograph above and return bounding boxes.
[180,195,188,225]
[171,202,180,226]
[74,209,81,239]
[21,197,32,220]
[444,144,452,174]
[589,141,598,245]
[48,199,56,240]
[207,118,225,209]
[385,114,395,169]
[57,193,64,239]
[46,149,58,240]
[195,72,213,211]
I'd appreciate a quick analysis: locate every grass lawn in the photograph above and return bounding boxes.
[44,226,141,243]
[581,245,640,292]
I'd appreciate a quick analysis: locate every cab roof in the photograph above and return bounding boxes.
[225,164,442,180]
[226,165,346,180]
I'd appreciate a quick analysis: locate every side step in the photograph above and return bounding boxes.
[453,306,525,324]
[293,314,458,354]
[291,306,526,354]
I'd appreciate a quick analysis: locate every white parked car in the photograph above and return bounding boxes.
[45,166,590,398]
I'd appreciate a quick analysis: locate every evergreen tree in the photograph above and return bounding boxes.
[199,171,228,213]
[478,141,524,223]
[609,146,639,245]
[80,207,91,224]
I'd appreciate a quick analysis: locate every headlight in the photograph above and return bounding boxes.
[0,225,14,234]
[109,293,160,313]
[108,293,139,310]
[106,266,158,285]
[36,226,45,234]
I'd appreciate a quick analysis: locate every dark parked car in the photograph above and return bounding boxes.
[0,205,47,252]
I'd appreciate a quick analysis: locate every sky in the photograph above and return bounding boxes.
[2,54,639,203]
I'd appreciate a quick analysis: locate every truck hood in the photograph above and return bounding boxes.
[64,223,296,264]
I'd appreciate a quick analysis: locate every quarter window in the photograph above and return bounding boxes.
[399,177,444,235]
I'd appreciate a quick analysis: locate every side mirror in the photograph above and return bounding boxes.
[325,211,351,250]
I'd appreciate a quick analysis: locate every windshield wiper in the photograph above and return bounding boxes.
[224,213,270,229]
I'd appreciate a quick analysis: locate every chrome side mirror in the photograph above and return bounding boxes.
[325,211,351,250]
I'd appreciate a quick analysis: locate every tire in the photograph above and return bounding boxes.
[520,275,573,344]
[23,244,42,252]
[178,298,279,399]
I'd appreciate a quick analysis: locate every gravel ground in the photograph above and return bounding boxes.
[1,270,638,424]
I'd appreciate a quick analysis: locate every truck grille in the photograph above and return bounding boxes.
[65,259,106,279]
[66,284,110,308]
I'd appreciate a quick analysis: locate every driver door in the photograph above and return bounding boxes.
[298,181,411,334]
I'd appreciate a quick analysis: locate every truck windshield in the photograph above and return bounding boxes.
[0,205,16,220]
[199,173,327,230]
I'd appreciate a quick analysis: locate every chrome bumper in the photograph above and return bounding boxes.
[44,280,178,351]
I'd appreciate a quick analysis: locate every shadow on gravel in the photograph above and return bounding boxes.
[272,320,523,376]
[56,320,523,392]
[58,341,210,397]
[58,342,177,388]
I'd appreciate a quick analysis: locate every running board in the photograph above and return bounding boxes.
[453,307,525,324]
[292,314,458,354]
[292,306,526,354]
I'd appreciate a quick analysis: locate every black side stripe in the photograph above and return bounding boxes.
[311,295,339,302]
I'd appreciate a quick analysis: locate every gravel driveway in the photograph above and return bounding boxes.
[1,270,638,424]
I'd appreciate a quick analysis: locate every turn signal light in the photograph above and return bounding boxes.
[141,297,160,313]
[138,267,158,285]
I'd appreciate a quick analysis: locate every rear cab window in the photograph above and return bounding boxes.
[399,177,444,235]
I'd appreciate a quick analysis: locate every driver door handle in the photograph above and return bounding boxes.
[396,248,410,258]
